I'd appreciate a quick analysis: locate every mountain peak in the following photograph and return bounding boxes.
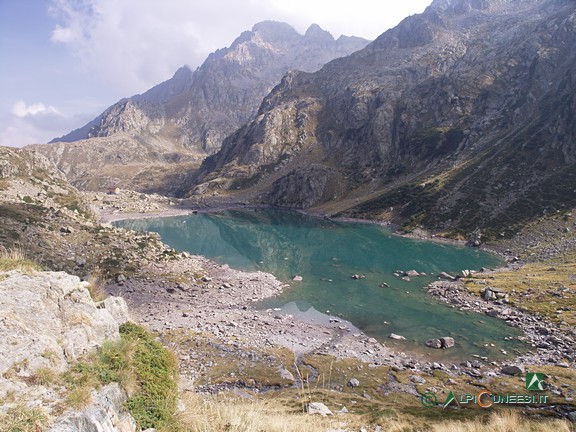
[251,21,300,40]
[304,24,334,42]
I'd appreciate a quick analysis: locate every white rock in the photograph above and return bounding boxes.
[307,402,332,416]
[0,271,129,399]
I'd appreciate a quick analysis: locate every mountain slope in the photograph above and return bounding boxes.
[51,21,368,155]
[190,0,576,240]
[35,22,368,194]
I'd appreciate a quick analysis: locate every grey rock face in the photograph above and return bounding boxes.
[0,270,132,429]
[0,271,129,390]
[38,22,368,194]
[192,0,576,236]
[47,383,137,432]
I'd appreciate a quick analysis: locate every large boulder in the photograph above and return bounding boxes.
[0,270,129,400]
[307,402,333,416]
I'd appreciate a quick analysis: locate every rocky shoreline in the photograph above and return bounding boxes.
[425,280,574,368]
[87,189,574,399]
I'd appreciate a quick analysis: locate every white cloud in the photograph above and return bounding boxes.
[1,101,92,147]
[11,101,63,118]
[47,0,431,96]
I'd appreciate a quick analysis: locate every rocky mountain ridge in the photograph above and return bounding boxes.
[191,0,576,240]
[65,21,368,154]
[34,22,368,194]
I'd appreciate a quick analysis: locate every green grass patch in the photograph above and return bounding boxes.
[62,322,180,430]
[465,254,576,326]
[119,322,179,430]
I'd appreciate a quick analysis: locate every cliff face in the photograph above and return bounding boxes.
[192,0,576,239]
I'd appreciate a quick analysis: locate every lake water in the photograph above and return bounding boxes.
[115,209,528,361]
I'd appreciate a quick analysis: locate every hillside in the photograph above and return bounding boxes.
[191,0,576,241]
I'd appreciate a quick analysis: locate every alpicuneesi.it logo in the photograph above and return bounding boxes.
[420,372,548,409]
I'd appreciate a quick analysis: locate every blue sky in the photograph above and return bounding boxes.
[0,0,430,147]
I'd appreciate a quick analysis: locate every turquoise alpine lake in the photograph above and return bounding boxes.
[115,209,529,361]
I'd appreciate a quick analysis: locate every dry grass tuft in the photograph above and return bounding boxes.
[174,393,335,432]
[0,246,41,273]
[431,410,571,432]
[65,385,93,409]
[0,405,47,432]
[31,366,60,386]
[86,268,108,302]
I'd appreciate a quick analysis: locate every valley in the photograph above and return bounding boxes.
[2,0,576,430]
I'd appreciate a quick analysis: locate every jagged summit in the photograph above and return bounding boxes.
[251,20,300,40]
[305,23,334,42]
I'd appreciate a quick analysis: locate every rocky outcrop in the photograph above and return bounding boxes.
[46,383,137,432]
[0,270,132,430]
[191,0,576,239]
[0,271,129,396]
[55,22,368,155]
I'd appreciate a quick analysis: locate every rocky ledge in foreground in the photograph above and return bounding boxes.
[0,270,135,431]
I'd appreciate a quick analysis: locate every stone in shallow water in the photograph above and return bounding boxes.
[426,338,442,349]
[389,333,406,340]
[440,336,455,348]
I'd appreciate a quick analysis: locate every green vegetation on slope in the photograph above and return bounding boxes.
[61,322,179,430]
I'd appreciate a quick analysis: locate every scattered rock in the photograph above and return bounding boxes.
[404,270,420,277]
[307,402,332,416]
[482,287,498,301]
[278,368,295,382]
[292,275,303,282]
[438,272,455,281]
[500,365,524,376]
[389,333,406,340]
[410,375,426,384]
[348,378,360,387]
